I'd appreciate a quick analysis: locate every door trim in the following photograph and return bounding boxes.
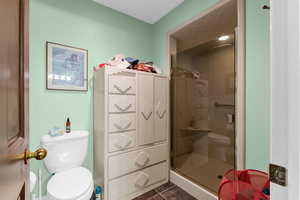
[235,0,245,170]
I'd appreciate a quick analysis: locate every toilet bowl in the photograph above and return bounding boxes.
[208,133,231,162]
[47,167,93,200]
[41,130,93,200]
[30,171,37,193]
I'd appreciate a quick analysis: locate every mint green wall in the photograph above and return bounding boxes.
[153,0,270,171]
[245,0,270,171]
[153,0,219,70]
[29,0,153,195]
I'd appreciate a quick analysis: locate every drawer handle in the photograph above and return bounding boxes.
[114,85,132,94]
[141,111,152,120]
[114,104,132,112]
[114,136,132,149]
[134,172,150,188]
[156,110,166,119]
[114,122,132,131]
[135,152,150,167]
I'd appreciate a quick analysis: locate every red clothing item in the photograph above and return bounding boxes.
[130,63,157,73]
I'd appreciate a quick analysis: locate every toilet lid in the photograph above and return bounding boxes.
[48,167,93,200]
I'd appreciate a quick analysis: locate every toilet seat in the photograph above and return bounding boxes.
[209,133,230,145]
[47,167,93,200]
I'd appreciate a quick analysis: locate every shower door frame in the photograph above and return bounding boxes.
[166,0,245,198]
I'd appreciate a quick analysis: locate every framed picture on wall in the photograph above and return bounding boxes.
[46,42,88,91]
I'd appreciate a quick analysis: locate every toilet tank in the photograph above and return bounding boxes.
[41,130,89,174]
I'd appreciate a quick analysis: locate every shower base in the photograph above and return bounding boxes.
[175,152,233,193]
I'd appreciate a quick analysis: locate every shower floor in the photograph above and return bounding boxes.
[174,152,234,193]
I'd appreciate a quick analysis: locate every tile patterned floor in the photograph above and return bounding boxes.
[133,182,197,200]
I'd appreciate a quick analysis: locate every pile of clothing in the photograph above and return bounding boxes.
[94,54,161,73]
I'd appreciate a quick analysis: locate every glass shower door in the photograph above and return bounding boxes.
[171,41,236,193]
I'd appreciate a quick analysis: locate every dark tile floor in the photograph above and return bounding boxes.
[133,182,197,200]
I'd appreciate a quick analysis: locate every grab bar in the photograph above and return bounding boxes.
[214,102,234,108]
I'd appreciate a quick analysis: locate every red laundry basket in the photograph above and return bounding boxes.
[218,169,270,200]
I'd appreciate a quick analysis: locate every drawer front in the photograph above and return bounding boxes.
[109,162,168,200]
[109,113,136,133]
[109,76,136,95]
[109,95,136,113]
[108,144,168,179]
[109,131,136,153]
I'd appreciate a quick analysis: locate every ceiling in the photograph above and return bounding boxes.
[172,0,237,52]
[178,34,235,57]
[93,0,185,24]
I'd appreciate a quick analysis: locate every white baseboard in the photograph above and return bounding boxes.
[170,170,218,200]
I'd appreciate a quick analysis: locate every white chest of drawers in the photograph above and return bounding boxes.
[94,67,170,200]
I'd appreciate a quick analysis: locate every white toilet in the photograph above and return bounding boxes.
[208,132,231,162]
[41,130,94,200]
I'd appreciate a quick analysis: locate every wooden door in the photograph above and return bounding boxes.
[138,74,154,145]
[0,0,29,199]
[154,76,168,142]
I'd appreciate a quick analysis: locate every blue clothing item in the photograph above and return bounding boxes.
[125,57,139,65]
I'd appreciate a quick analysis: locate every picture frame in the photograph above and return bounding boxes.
[46,42,88,91]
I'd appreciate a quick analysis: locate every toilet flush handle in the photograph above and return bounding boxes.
[9,148,47,164]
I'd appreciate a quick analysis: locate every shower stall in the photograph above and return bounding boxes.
[168,0,244,195]
[171,37,236,193]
